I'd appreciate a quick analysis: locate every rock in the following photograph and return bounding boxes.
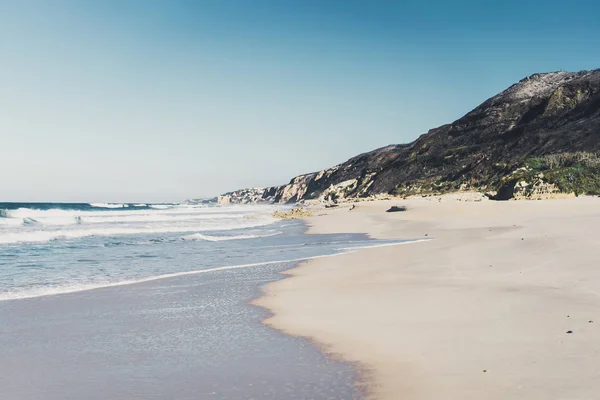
[490,175,571,201]
[386,206,407,212]
[566,330,573,334]
[272,208,314,219]
[274,174,316,203]
[218,187,277,205]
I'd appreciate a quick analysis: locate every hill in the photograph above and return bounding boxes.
[218,70,600,204]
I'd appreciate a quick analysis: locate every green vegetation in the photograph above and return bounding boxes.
[521,152,600,196]
[393,152,600,199]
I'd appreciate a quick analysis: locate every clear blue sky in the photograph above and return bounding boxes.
[1,0,599,202]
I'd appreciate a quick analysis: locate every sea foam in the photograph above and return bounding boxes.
[0,240,415,301]
[181,231,282,241]
[0,203,277,244]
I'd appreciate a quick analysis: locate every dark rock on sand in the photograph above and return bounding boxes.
[386,206,407,212]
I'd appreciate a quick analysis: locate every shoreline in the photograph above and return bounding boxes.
[0,226,377,399]
[0,238,415,302]
[256,196,600,399]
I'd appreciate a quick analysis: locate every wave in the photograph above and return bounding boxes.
[0,202,160,212]
[89,203,128,209]
[0,202,280,245]
[0,240,420,301]
[0,258,305,301]
[0,205,271,227]
[80,213,244,224]
[0,219,276,244]
[181,231,282,241]
[149,204,172,209]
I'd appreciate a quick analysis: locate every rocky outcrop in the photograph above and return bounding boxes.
[272,208,314,219]
[220,69,600,203]
[217,188,276,205]
[273,173,316,203]
[489,169,569,200]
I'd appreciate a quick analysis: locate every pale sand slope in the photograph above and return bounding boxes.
[255,196,600,399]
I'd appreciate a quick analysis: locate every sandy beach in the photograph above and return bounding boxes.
[256,196,600,399]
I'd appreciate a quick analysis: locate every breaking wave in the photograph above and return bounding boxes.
[0,220,276,244]
[0,202,278,244]
[89,203,129,209]
[181,231,282,241]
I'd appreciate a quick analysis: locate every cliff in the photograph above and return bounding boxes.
[219,69,600,204]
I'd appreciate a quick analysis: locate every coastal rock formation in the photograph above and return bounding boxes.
[273,174,316,203]
[217,188,276,204]
[272,208,314,219]
[220,70,600,203]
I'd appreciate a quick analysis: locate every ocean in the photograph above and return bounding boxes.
[0,201,402,399]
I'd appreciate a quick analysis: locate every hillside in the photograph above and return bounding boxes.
[218,70,600,204]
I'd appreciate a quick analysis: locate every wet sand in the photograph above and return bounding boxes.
[257,196,600,399]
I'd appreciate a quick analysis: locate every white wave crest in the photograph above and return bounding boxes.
[0,205,274,227]
[0,218,276,244]
[89,203,128,208]
[0,204,280,244]
[181,231,281,241]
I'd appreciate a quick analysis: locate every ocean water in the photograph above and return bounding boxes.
[0,202,404,399]
[0,202,285,300]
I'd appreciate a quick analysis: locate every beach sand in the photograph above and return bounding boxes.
[256,196,600,399]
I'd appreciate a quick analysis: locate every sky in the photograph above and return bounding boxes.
[1,0,599,202]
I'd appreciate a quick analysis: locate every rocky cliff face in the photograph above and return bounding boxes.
[220,70,600,203]
[217,188,275,204]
